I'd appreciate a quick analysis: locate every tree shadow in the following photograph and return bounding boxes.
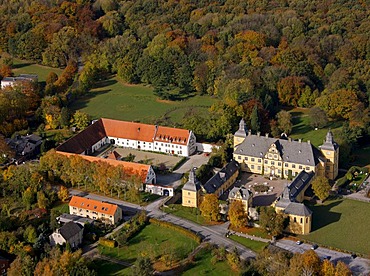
[93,78,117,88]
[252,193,278,206]
[309,200,342,231]
[12,62,32,69]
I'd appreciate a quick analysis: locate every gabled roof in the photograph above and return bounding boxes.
[102,118,156,142]
[56,119,106,154]
[234,134,321,166]
[228,186,252,201]
[58,221,83,241]
[107,150,122,160]
[203,160,239,194]
[182,169,201,192]
[57,151,150,182]
[69,196,119,216]
[154,126,191,145]
[284,202,312,216]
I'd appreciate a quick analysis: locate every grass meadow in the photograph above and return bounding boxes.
[99,223,198,267]
[12,59,63,82]
[70,77,216,124]
[301,199,370,255]
[228,235,267,253]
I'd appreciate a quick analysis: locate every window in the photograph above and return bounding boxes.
[284,170,288,175]
[278,169,281,173]
[258,159,261,163]
[278,162,281,166]
[274,154,277,159]
[188,200,191,203]
[299,165,302,169]
[271,161,275,165]
[258,166,261,170]
[251,165,254,169]
[251,158,255,162]
[238,156,241,160]
[188,192,190,195]
[300,218,303,223]
[327,159,330,162]
[306,217,308,223]
[244,157,248,160]
[292,164,296,168]
[264,160,268,164]
[294,217,296,222]
[285,163,288,167]
[306,167,310,170]
[155,142,158,145]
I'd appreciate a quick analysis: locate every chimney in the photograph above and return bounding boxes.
[257,132,260,137]
[307,140,311,144]
[298,139,302,143]
[288,137,292,142]
[248,130,251,136]
[265,133,269,138]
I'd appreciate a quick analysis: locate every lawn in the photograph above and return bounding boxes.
[51,202,69,213]
[12,59,63,82]
[182,246,235,276]
[289,108,342,147]
[99,223,199,266]
[228,235,267,253]
[163,204,209,226]
[70,76,216,124]
[91,259,129,276]
[301,199,370,255]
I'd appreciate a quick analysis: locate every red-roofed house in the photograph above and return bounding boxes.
[56,118,196,157]
[69,196,122,224]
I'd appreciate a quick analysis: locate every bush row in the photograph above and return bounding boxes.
[114,211,147,246]
[99,238,116,248]
[149,218,202,244]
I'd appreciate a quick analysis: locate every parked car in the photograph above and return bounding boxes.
[311,244,318,250]
[296,240,303,245]
[351,253,357,259]
[322,255,331,260]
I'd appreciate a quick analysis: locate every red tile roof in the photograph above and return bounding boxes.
[154,126,190,145]
[56,151,150,182]
[102,118,156,142]
[69,196,118,216]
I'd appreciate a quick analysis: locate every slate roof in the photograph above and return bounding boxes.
[57,213,94,226]
[234,134,321,166]
[228,186,252,201]
[288,170,314,200]
[320,130,339,151]
[203,160,239,194]
[234,118,248,138]
[58,221,83,241]
[182,169,201,192]
[284,202,312,216]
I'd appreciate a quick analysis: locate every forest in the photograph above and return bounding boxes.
[0,0,369,162]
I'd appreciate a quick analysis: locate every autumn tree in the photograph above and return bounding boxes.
[288,250,321,276]
[309,107,328,129]
[321,259,336,276]
[7,254,35,276]
[312,176,331,201]
[259,207,285,236]
[58,186,69,202]
[37,191,49,209]
[70,111,90,130]
[276,110,293,135]
[277,76,307,107]
[228,200,248,228]
[200,194,220,222]
[334,261,352,276]
[0,135,14,164]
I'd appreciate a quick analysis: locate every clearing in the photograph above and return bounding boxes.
[12,59,63,82]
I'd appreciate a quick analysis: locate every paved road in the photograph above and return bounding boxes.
[71,190,370,275]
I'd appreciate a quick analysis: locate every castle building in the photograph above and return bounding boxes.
[233,119,339,180]
[182,169,202,208]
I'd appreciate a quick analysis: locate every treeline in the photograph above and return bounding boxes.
[0,0,369,152]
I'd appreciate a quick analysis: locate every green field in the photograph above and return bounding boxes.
[70,77,216,124]
[289,108,342,147]
[228,235,267,253]
[12,59,63,82]
[91,259,129,276]
[301,199,370,255]
[163,204,209,226]
[51,202,69,213]
[182,246,235,276]
[99,223,199,264]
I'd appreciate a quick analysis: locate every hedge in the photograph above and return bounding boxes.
[99,238,116,248]
[149,218,202,244]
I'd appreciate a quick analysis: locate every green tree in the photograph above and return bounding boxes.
[200,194,220,222]
[37,191,48,209]
[276,110,293,135]
[259,207,285,236]
[311,176,331,201]
[71,111,90,130]
[130,256,153,276]
[228,200,248,228]
[250,105,260,132]
[22,187,35,210]
[24,225,37,244]
[309,107,328,129]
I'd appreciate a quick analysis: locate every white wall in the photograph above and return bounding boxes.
[145,184,173,196]
[196,142,219,153]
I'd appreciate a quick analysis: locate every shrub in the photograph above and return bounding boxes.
[115,210,148,246]
[149,218,202,244]
[99,238,116,248]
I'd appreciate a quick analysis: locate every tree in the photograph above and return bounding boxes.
[70,111,90,130]
[321,259,336,276]
[276,110,293,135]
[259,207,285,236]
[309,107,328,129]
[22,187,35,210]
[334,261,352,276]
[24,225,37,244]
[311,176,331,201]
[200,194,220,222]
[0,135,14,164]
[250,104,260,132]
[58,186,69,202]
[277,76,307,107]
[228,200,248,228]
[37,191,48,209]
[130,256,153,276]
[7,254,35,276]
